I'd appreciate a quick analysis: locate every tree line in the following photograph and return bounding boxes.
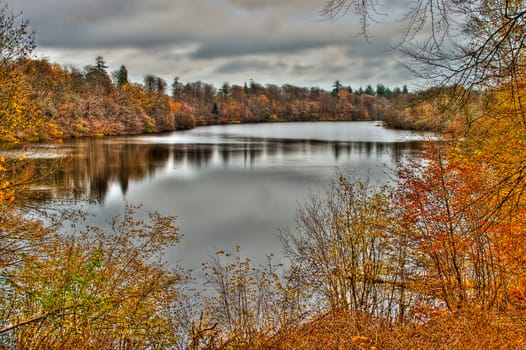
[14,55,420,140]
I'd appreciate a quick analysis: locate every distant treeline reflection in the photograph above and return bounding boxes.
[18,138,423,202]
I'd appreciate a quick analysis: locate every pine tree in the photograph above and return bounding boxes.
[212,101,219,115]
[331,80,343,97]
[95,56,108,73]
[244,82,250,97]
[113,65,128,88]
[376,83,386,97]
[365,85,375,96]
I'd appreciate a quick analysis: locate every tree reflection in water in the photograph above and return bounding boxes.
[1,122,430,271]
[6,137,423,203]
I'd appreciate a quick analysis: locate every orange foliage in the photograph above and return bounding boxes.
[170,101,182,112]
[0,63,61,143]
[337,89,350,100]
[394,75,526,312]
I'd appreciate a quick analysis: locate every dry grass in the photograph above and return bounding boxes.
[257,309,526,350]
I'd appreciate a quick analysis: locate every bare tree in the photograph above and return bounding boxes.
[282,174,414,322]
[0,2,35,66]
[322,0,525,90]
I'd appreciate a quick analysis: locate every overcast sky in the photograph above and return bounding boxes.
[13,0,416,90]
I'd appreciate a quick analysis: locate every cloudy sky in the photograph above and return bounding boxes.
[13,0,416,90]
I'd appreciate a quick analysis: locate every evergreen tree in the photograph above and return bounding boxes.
[113,65,128,88]
[365,84,375,96]
[331,80,343,97]
[95,56,108,73]
[376,83,386,97]
[384,87,393,99]
[212,101,219,115]
[244,82,250,97]
[85,56,112,91]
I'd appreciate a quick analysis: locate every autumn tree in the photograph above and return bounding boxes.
[0,12,188,346]
[0,207,188,348]
[0,4,59,142]
[321,2,526,305]
[395,144,502,312]
[282,175,412,321]
[0,2,35,66]
[319,0,525,317]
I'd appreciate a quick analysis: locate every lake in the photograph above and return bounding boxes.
[10,121,431,271]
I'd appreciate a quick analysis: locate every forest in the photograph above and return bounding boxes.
[2,52,444,143]
[1,0,525,349]
[0,14,455,144]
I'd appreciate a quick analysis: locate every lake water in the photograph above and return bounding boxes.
[11,122,431,271]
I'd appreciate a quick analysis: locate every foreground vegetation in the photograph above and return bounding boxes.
[1,0,526,348]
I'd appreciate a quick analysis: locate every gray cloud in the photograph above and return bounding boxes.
[192,37,331,59]
[226,0,322,14]
[214,59,286,74]
[11,0,417,89]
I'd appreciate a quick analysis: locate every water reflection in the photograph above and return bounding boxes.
[16,138,422,203]
[5,122,430,270]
